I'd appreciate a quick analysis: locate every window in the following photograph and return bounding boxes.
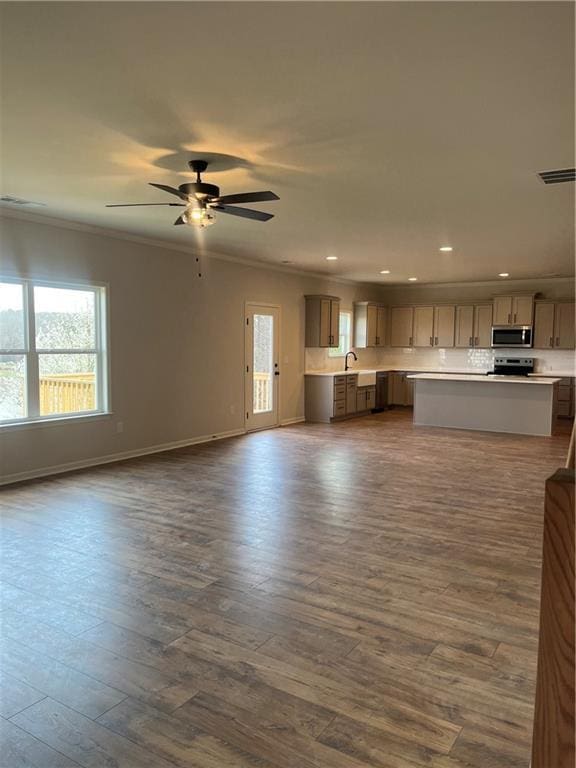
[0,279,108,425]
[329,310,353,357]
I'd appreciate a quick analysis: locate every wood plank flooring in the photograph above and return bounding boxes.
[0,410,571,767]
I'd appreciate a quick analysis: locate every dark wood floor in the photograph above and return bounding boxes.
[0,410,571,767]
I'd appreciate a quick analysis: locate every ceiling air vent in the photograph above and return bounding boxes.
[537,168,575,184]
[0,195,45,206]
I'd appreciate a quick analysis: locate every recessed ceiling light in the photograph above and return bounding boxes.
[498,272,510,277]
[408,277,418,282]
[326,256,338,261]
[380,270,391,274]
[439,246,453,252]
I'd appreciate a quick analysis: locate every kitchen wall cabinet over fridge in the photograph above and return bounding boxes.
[305,295,340,347]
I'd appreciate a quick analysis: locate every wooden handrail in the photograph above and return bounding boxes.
[531,468,575,768]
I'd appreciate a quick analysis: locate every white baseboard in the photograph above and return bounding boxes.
[0,428,246,487]
[280,416,306,426]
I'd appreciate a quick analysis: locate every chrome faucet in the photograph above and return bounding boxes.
[344,351,358,371]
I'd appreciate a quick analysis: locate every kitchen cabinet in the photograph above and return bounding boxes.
[493,295,534,326]
[390,307,414,347]
[534,303,555,349]
[474,304,493,348]
[554,302,575,349]
[410,305,455,348]
[433,305,455,347]
[305,295,340,347]
[413,306,434,347]
[305,373,360,422]
[455,306,474,347]
[356,386,376,412]
[534,302,575,349]
[354,302,387,347]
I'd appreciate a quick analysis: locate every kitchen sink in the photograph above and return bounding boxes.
[355,370,377,387]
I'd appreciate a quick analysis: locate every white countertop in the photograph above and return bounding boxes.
[408,373,561,385]
[305,367,574,378]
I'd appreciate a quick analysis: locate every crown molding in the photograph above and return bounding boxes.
[0,207,372,288]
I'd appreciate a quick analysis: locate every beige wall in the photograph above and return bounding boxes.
[0,214,381,481]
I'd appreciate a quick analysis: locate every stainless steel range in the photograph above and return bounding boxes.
[488,357,535,376]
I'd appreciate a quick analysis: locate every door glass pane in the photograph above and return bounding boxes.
[0,282,25,350]
[0,354,26,420]
[35,286,96,350]
[39,353,96,416]
[253,314,273,414]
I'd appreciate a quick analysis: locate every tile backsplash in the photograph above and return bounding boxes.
[306,346,576,374]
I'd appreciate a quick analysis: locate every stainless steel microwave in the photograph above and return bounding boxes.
[491,326,533,348]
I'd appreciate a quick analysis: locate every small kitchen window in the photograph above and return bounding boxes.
[329,310,353,357]
[0,278,109,426]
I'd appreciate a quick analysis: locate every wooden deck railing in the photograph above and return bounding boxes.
[531,467,575,768]
[39,374,95,415]
[253,371,272,413]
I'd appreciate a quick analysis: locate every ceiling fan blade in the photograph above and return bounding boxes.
[148,183,189,201]
[106,203,185,207]
[213,191,279,205]
[212,204,274,222]
[174,215,186,225]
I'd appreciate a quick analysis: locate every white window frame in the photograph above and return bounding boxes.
[0,276,109,427]
[328,310,353,358]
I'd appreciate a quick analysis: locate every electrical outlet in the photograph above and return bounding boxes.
[116,421,124,433]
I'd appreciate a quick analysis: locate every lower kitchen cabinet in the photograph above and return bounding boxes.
[356,386,376,412]
[305,373,359,422]
[555,378,575,418]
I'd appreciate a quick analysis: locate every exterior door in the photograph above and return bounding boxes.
[245,304,280,431]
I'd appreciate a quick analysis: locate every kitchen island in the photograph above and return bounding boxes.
[409,373,560,436]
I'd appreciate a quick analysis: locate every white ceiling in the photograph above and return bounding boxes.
[1,1,574,284]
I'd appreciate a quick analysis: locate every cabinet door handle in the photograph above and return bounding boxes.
[430,336,433,346]
[550,336,554,347]
[409,336,413,346]
[556,337,560,346]
[434,336,438,346]
[513,313,517,323]
[469,336,473,346]
[508,313,511,324]
[475,336,479,346]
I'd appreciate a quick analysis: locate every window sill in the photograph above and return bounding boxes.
[0,412,112,433]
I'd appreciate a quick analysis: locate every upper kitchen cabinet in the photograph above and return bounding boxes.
[535,301,576,349]
[354,302,387,348]
[433,305,455,347]
[534,302,555,348]
[455,305,492,348]
[474,304,493,348]
[455,305,474,347]
[493,295,534,326]
[412,306,434,347]
[305,295,340,347]
[554,302,575,348]
[390,306,414,347]
[412,305,455,348]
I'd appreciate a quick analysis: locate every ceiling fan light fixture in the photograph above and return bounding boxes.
[183,204,215,228]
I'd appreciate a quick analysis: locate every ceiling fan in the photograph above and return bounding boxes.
[106,160,279,228]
